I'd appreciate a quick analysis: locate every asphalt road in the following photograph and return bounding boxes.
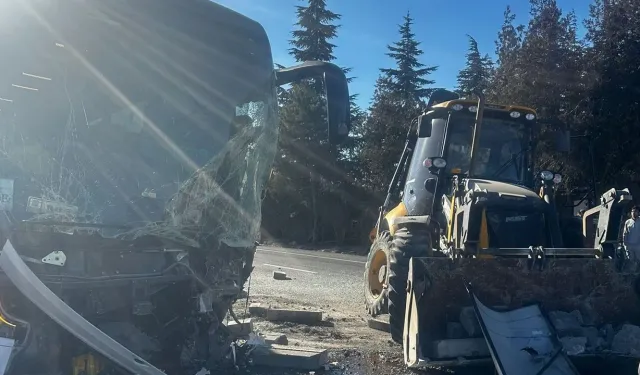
[249,246,367,313]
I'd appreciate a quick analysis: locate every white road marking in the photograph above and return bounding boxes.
[257,248,366,265]
[262,263,317,274]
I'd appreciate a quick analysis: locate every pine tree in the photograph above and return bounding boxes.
[485,1,589,188]
[357,12,438,192]
[264,0,365,244]
[357,77,404,191]
[583,0,640,188]
[380,12,437,105]
[489,6,524,103]
[456,35,494,95]
[289,0,341,63]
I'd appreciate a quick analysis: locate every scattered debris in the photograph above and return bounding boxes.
[264,333,288,346]
[251,345,329,370]
[446,322,466,339]
[459,306,482,337]
[266,309,323,324]
[249,302,267,317]
[226,318,253,339]
[560,336,587,355]
[367,318,390,333]
[611,324,640,356]
[273,271,287,280]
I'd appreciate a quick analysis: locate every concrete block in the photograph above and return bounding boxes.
[273,271,287,280]
[251,345,328,370]
[430,338,489,358]
[226,318,253,338]
[264,334,288,345]
[367,318,390,332]
[249,303,267,317]
[266,309,322,324]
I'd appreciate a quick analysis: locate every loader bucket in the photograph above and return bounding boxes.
[404,256,640,369]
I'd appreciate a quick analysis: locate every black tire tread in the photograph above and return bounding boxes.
[364,231,391,316]
[387,226,432,343]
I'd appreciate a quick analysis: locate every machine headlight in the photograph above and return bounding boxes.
[432,157,447,169]
[452,104,463,111]
[540,170,554,181]
[469,106,478,113]
[423,157,447,169]
[525,113,535,120]
[510,111,521,118]
[553,173,562,184]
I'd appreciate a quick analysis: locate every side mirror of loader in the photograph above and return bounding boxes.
[554,130,571,153]
[418,113,433,137]
[417,108,447,138]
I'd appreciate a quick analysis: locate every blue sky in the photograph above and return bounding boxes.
[217,0,591,108]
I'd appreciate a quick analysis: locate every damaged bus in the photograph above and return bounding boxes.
[0,1,350,374]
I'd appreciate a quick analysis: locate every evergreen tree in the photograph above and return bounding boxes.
[489,6,524,103]
[289,0,341,63]
[583,0,640,188]
[380,12,437,105]
[357,13,438,192]
[357,77,403,191]
[264,0,366,244]
[456,35,494,95]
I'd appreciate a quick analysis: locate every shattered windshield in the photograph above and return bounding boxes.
[445,115,528,183]
[0,1,277,249]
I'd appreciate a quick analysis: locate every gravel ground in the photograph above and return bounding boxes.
[230,295,497,375]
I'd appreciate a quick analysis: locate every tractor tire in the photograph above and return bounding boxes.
[364,231,391,316]
[387,226,432,344]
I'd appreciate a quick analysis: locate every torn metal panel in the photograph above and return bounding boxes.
[0,240,165,375]
[470,289,580,375]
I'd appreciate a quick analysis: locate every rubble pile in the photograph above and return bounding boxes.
[446,306,640,357]
[548,310,640,356]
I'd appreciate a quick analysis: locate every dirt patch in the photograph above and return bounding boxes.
[231,289,494,374]
[232,295,395,352]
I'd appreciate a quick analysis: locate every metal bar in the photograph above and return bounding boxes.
[472,248,600,258]
[468,91,486,178]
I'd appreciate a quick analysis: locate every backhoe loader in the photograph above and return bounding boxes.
[364,89,640,370]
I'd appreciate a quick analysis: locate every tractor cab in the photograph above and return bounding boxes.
[430,100,535,187]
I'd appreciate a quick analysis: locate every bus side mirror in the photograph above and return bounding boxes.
[324,69,350,145]
[275,61,351,145]
[555,130,571,153]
